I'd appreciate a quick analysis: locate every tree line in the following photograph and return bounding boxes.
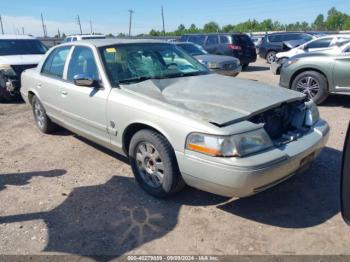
[148,7,350,36]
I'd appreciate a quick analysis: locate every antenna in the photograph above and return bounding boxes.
[161,6,165,36]
[41,13,47,37]
[0,15,4,34]
[128,9,135,37]
[77,15,82,34]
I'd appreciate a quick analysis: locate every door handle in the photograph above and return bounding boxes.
[61,90,68,96]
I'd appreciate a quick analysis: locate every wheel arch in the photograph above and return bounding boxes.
[122,122,174,156]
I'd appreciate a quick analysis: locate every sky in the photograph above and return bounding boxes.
[0,0,349,36]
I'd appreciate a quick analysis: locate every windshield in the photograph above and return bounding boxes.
[0,40,47,56]
[176,43,207,56]
[99,43,209,85]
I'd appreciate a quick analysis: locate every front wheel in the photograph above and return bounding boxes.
[266,51,277,64]
[291,71,329,104]
[32,96,57,133]
[129,130,185,198]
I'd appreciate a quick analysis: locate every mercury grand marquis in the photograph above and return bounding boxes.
[20,39,329,198]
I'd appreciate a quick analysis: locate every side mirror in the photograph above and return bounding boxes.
[73,74,96,87]
[341,121,350,224]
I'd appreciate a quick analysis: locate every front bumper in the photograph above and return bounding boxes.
[212,65,242,77]
[270,62,281,75]
[176,120,330,198]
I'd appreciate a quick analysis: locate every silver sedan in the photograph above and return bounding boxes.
[21,39,329,198]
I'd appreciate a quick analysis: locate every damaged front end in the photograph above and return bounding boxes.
[0,64,37,100]
[249,99,319,146]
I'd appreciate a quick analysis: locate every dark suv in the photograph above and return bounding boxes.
[179,33,257,68]
[259,32,314,63]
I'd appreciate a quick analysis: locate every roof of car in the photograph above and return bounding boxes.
[68,38,168,47]
[182,33,248,36]
[66,34,106,38]
[0,34,37,40]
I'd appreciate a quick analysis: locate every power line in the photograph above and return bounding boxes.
[161,6,165,36]
[128,9,135,37]
[0,15,4,34]
[77,15,82,34]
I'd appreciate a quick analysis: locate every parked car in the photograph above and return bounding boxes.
[0,35,47,102]
[179,33,256,68]
[259,32,314,63]
[21,39,329,198]
[271,35,350,74]
[176,42,241,76]
[63,34,106,42]
[279,41,350,104]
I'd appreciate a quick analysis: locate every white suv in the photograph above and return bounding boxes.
[63,34,106,42]
[0,35,47,102]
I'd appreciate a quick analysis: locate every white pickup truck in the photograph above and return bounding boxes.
[0,35,47,102]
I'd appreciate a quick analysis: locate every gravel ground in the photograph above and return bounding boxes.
[0,58,350,259]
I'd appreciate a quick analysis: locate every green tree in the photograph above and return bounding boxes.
[203,21,220,33]
[313,14,325,30]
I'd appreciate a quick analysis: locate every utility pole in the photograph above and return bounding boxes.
[57,28,61,38]
[22,27,24,35]
[90,20,93,34]
[77,15,82,34]
[128,9,135,37]
[161,5,165,36]
[0,15,4,34]
[41,13,47,37]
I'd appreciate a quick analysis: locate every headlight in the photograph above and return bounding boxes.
[305,100,320,126]
[0,64,16,77]
[186,129,273,157]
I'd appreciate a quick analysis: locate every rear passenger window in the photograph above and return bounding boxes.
[188,35,206,45]
[206,35,218,45]
[41,46,71,78]
[220,36,229,44]
[268,35,282,42]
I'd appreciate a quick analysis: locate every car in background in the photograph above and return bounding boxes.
[179,33,257,68]
[63,34,106,42]
[279,41,350,104]
[21,39,328,198]
[0,35,47,102]
[271,34,350,74]
[259,32,314,63]
[176,42,241,76]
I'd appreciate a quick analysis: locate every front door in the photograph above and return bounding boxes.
[59,45,111,145]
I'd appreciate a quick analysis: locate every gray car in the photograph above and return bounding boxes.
[176,42,241,76]
[21,39,329,198]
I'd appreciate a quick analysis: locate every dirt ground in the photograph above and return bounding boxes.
[1,58,350,259]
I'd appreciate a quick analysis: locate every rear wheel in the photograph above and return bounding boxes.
[32,96,57,133]
[129,130,185,198]
[291,71,329,104]
[266,51,277,64]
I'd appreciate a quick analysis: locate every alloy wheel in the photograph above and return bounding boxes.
[135,142,165,188]
[296,76,320,99]
[34,100,45,129]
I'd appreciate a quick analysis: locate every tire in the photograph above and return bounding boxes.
[31,96,57,134]
[291,71,328,104]
[129,129,185,198]
[0,74,16,102]
[266,51,277,64]
[242,63,249,69]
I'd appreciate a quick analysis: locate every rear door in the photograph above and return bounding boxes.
[59,45,111,144]
[39,45,71,119]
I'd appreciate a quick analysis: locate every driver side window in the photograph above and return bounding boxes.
[67,46,99,82]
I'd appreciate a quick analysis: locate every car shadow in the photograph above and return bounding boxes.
[243,65,270,72]
[0,169,66,191]
[0,176,226,259]
[217,147,341,228]
[321,95,350,109]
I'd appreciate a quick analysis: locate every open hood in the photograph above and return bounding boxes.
[121,74,305,126]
